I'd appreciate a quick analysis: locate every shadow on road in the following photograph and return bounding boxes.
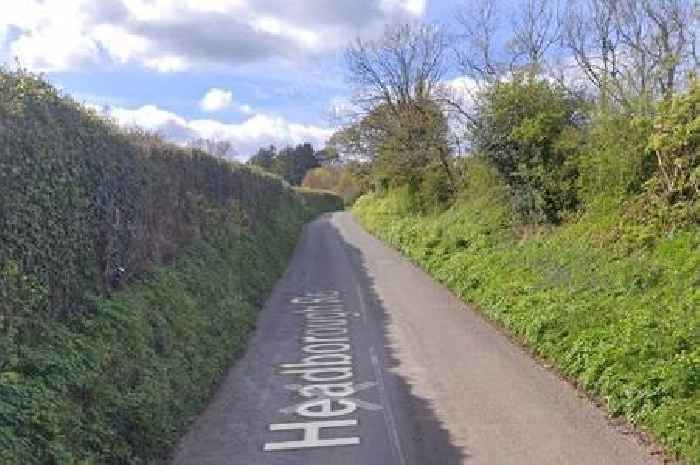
[325,215,470,465]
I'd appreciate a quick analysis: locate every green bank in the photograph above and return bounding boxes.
[354,185,699,463]
[0,70,341,464]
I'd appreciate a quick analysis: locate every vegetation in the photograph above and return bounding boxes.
[0,69,341,464]
[469,75,582,223]
[340,23,455,211]
[248,143,321,186]
[354,178,699,462]
[341,1,698,462]
[294,186,345,213]
[301,166,362,205]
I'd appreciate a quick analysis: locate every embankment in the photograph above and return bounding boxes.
[354,188,699,463]
[0,70,341,464]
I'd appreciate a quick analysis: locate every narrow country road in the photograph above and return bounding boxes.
[172,212,660,465]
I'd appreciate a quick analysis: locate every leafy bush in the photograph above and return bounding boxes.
[302,167,361,205]
[354,189,699,463]
[469,75,582,223]
[646,80,700,206]
[575,110,654,204]
[612,82,700,251]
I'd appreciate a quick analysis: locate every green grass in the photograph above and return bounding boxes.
[354,188,700,463]
[0,195,333,465]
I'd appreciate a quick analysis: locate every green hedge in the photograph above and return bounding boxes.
[294,187,345,213]
[0,70,325,318]
[0,205,310,464]
[354,189,699,463]
[0,70,340,464]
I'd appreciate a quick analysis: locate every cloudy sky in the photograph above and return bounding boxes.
[0,0,458,159]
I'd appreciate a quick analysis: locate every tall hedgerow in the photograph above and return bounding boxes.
[0,69,319,320]
[0,69,341,465]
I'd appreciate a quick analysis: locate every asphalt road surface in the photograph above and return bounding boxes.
[172,212,660,465]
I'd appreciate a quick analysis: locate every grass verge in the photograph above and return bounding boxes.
[354,189,699,463]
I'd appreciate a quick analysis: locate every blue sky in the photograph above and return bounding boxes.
[0,0,467,159]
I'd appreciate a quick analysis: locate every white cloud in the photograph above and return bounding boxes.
[99,103,334,159]
[199,88,256,115]
[381,0,427,16]
[238,104,254,115]
[144,55,189,73]
[109,104,187,130]
[92,24,149,64]
[0,0,426,73]
[252,16,320,49]
[200,88,234,112]
[4,0,99,72]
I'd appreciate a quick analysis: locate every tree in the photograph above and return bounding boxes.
[247,143,320,186]
[346,23,449,114]
[187,138,237,159]
[456,0,563,81]
[344,22,456,200]
[565,0,696,107]
[302,167,342,191]
[248,145,277,171]
[302,166,362,205]
[314,147,341,166]
[274,143,320,186]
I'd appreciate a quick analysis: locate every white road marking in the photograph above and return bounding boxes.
[370,345,408,465]
[279,382,383,414]
[353,275,406,465]
[355,283,369,326]
[264,420,360,451]
[265,290,363,452]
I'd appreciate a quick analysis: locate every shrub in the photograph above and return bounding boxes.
[575,110,654,205]
[613,81,700,250]
[302,167,361,205]
[470,75,582,224]
[354,191,699,463]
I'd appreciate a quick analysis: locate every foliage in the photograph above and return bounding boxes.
[612,81,700,251]
[248,145,277,171]
[354,188,699,463]
[0,69,340,464]
[186,138,237,159]
[248,143,321,186]
[294,187,344,212]
[303,166,341,191]
[575,109,654,205]
[470,74,582,223]
[0,203,314,464]
[302,167,361,205]
[0,70,318,319]
[645,80,700,207]
[333,98,455,211]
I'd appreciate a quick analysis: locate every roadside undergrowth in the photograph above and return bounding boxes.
[354,188,699,463]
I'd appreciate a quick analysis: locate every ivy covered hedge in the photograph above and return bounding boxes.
[0,70,341,464]
[294,187,345,212]
[0,70,322,318]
